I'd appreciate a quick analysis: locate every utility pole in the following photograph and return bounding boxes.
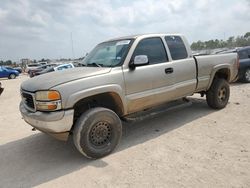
[71,32,75,59]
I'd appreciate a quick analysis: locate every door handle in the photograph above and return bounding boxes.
[165,68,173,74]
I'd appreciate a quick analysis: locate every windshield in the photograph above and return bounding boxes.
[2,67,11,71]
[5,67,14,70]
[82,39,133,67]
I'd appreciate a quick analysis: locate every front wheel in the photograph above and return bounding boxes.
[206,78,230,109]
[9,74,16,79]
[73,107,122,159]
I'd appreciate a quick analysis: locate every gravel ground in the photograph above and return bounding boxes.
[0,75,250,188]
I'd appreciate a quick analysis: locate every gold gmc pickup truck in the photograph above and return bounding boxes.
[20,34,238,159]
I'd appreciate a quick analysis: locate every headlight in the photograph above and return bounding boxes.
[35,91,61,101]
[35,91,62,111]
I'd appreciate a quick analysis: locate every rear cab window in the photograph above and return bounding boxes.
[132,37,168,64]
[165,36,188,60]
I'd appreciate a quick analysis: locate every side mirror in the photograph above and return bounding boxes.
[134,55,149,66]
[129,55,149,69]
[248,55,250,59]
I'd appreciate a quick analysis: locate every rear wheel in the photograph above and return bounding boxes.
[29,72,34,78]
[9,74,16,79]
[206,78,230,109]
[242,68,250,83]
[73,107,122,159]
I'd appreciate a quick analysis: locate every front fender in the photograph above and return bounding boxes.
[65,84,127,114]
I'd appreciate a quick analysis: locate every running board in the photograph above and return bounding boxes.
[123,98,192,122]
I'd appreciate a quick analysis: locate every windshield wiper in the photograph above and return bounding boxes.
[78,62,86,67]
[87,62,103,67]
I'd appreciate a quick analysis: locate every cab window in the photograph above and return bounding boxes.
[132,37,168,64]
[165,36,188,60]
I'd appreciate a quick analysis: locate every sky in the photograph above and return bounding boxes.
[0,0,250,62]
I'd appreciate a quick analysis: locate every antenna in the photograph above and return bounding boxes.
[71,32,75,59]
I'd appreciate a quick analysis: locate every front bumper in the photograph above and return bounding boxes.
[20,102,74,140]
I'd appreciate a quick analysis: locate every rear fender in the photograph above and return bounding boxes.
[207,65,231,90]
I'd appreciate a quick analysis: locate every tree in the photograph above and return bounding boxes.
[227,36,235,48]
[0,60,15,66]
[5,60,12,65]
[244,32,250,38]
[191,32,250,51]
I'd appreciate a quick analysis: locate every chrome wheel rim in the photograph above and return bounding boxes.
[89,121,112,147]
[10,74,15,79]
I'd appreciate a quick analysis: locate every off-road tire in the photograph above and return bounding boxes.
[206,78,230,109]
[73,107,122,159]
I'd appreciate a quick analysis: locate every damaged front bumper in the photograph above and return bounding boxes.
[20,102,74,141]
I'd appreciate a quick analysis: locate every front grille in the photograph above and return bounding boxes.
[22,92,35,109]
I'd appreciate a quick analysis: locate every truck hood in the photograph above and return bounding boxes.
[21,67,111,92]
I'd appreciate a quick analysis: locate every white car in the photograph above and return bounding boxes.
[54,63,75,71]
[25,63,42,73]
[34,63,75,76]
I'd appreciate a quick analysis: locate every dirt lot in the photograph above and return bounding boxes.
[0,75,250,188]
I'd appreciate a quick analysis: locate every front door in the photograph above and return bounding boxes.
[123,37,175,113]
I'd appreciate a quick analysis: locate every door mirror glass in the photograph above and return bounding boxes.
[134,55,149,66]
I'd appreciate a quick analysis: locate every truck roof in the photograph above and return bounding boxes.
[104,33,184,42]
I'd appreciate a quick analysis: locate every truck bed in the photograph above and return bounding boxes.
[194,53,238,92]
